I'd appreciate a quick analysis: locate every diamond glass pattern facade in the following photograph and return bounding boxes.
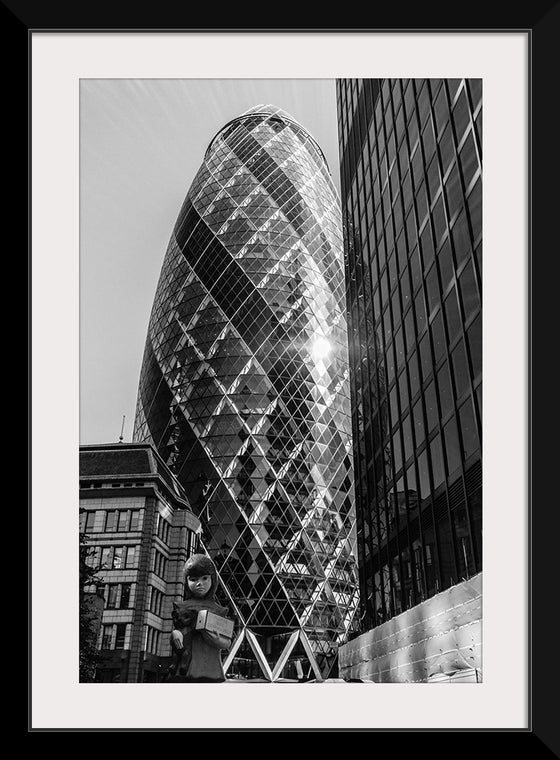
[133,105,358,676]
[337,79,482,634]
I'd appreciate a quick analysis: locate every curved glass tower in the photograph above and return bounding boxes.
[133,105,358,678]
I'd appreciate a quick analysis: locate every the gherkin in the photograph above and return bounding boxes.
[133,105,358,679]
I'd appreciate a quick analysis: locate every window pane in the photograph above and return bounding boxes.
[120,583,132,609]
[444,287,462,343]
[475,383,482,424]
[433,86,449,136]
[430,435,445,489]
[130,511,140,532]
[427,155,441,203]
[388,252,398,290]
[383,306,392,344]
[418,85,431,127]
[113,547,123,569]
[401,271,412,313]
[415,181,429,227]
[460,130,478,190]
[468,177,482,242]
[422,119,436,162]
[452,210,471,265]
[452,89,470,141]
[105,511,116,532]
[438,124,455,175]
[467,314,482,379]
[431,311,446,363]
[399,370,409,414]
[451,340,470,398]
[409,350,420,397]
[406,462,417,499]
[395,326,405,368]
[468,78,482,106]
[390,385,399,427]
[391,288,401,327]
[453,506,475,579]
[444,161,462,219]
[402,170,413,212]
[417,450,430,500]
[406,208,418,251]
[101,625,113,650]
[402,414,413,462]
[386,345,396,384]
[413,398,425,445]
[475,111,482,154]
[438,239,455,293]
[100,547,112,568]
[444,416,462,476]
[425,381,439,432]
[437,362,454,419]
[426,265,440,316]
[118,511,129,532]
[115,624,127,650]
[410,245,422,292]
[404,307,415,352]
[459,398,480,459]
[380,271,388,307]
[459,260,480,320]
[420,223,435,272]
[85,512,96,533]
[432,195,447,251]
[419,333,432,382]
[106,585,118,609]
[393,431,402,473]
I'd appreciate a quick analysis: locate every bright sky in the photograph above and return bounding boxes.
[80,78,341,445]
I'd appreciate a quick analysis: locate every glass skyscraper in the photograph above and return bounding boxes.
[336,79,482,635]
[133,105,358,679]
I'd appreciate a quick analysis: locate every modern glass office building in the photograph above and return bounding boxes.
[133,105,358,679]
[336,79,482,641]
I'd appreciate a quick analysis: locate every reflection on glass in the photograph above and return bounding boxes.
[135,104,359,674]
[337,79,482,635]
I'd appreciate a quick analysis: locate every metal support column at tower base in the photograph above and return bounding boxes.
[222,627,325,683]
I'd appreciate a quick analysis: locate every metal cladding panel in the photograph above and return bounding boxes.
[134,105,358,668]
[338,573,482,683]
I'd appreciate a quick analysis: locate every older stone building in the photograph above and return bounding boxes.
[79,442,201,682]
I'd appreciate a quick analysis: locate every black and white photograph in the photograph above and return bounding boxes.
[79,77,483,686]
[31,31,530,732]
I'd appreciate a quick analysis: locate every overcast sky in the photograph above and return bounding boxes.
[80,78,341,445]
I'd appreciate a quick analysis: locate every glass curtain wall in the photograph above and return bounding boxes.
[337,79,482,631]
[134,105,359,674]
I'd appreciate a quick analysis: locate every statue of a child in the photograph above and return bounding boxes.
[169,553,232,683]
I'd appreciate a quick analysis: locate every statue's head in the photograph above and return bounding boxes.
[183,553,218,600]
